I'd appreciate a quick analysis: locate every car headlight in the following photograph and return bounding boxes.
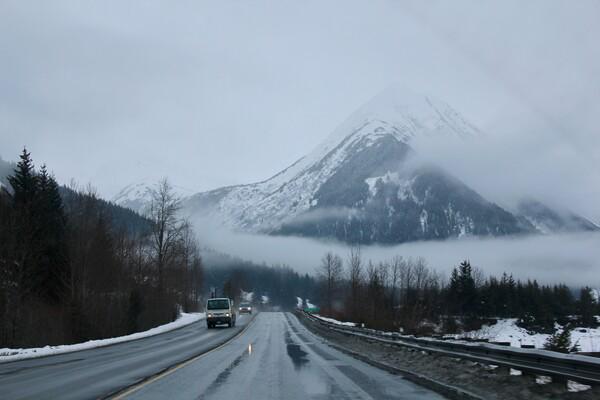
[225,313,230,317]
[208,313,213,318]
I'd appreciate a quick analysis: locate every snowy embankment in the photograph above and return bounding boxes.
[461,318,600,353]
[310,314,600,353]
[0,312,205,363]
[313,314,358,327]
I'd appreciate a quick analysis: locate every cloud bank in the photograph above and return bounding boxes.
[194,216,600,287]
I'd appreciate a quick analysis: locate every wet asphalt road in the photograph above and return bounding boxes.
[0,315,252,400]
[124,312,446,400]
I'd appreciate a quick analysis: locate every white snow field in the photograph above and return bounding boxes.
[0,312,205,362]
[313,314,600,353]
[462,318,600,353]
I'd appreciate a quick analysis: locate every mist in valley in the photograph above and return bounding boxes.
[194,216,600,288]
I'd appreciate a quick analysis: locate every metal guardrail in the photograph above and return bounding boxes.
[300,311,600,386]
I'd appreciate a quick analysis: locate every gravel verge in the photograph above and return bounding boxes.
[297,313,600,400]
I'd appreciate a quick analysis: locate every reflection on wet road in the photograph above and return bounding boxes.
[126,312,447,400]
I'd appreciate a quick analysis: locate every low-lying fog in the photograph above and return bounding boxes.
[195,224,600,288]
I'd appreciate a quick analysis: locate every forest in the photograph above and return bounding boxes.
[0,149,204,348]
[315,249,599,336]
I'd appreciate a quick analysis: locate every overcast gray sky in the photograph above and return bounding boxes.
[1,1,599,219]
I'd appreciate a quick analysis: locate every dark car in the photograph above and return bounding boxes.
[239,302,253,314]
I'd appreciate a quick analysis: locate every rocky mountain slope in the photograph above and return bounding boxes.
[116,88,599,244]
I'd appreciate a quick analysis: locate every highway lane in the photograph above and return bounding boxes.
[123,312,446,400]
[0,314,253,400]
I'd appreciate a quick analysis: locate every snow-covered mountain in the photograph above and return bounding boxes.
[112,180,195,215]
[112,182,153,214]
[119,87,597,244]
[515,199,598,234]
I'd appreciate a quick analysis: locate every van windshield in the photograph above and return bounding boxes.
[207,299,229,310]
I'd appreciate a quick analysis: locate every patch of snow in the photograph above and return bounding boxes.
[0,312,205,363]
[568,381,592,392]
[420,209,428,233]
[535,376,551,385]
[314,315,357,327]
[591,288,600,303]
[305,299,317,309]
[261,295,269,304]
[522,215,552,234]
[365,171,402,197]
[240,290,254,302]
[510,368,522,376]
[296,297,304,308]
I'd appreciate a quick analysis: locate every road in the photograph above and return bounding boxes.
[0,314,252,400]
[122,312,445,400]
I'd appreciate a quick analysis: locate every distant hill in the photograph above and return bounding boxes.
[0,155,150,236]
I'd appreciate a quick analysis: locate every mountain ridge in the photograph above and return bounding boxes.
[112,87,598,244]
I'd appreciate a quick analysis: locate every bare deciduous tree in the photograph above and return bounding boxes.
[346,246,363,320]
[317,252,343,315]
[147,178,183,291]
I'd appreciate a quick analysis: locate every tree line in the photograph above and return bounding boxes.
[316,249,599,334]
[204,255,319,310]
[0,149,204,348]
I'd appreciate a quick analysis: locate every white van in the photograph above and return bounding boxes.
[206,298,237,328]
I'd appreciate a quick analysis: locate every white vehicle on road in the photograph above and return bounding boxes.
[206,298,237,328]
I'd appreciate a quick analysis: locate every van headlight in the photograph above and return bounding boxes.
[225,313,230,317]
[208,313,213,318]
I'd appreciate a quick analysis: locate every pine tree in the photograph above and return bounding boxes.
[36,167,70,303]
[544,326,573,354]
[7,148,38,206]
[7,148,39,299]
[578,287,597,327]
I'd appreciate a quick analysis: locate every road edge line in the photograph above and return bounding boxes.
[294,311,483,400]
[106,313,258,400]
[0,315,207,365]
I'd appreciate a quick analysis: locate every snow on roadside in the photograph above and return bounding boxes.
[314,314,357,327]
[0,312,205,363]
[306,299,316,309]
[241,290,254,302]
[462,318,600,352]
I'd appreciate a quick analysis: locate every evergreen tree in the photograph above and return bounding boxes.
[37,168,70,303]
[7,148,38,206]
[544,326,573,354]
[7,148,39,299]
[578,287,597,327]
[447,260,478,318]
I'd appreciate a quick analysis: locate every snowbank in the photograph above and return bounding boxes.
[314,315,357,327]
[0,312,205,363]
[462,318,600,352]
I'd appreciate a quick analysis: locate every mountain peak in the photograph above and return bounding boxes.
[327,85,480,148]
